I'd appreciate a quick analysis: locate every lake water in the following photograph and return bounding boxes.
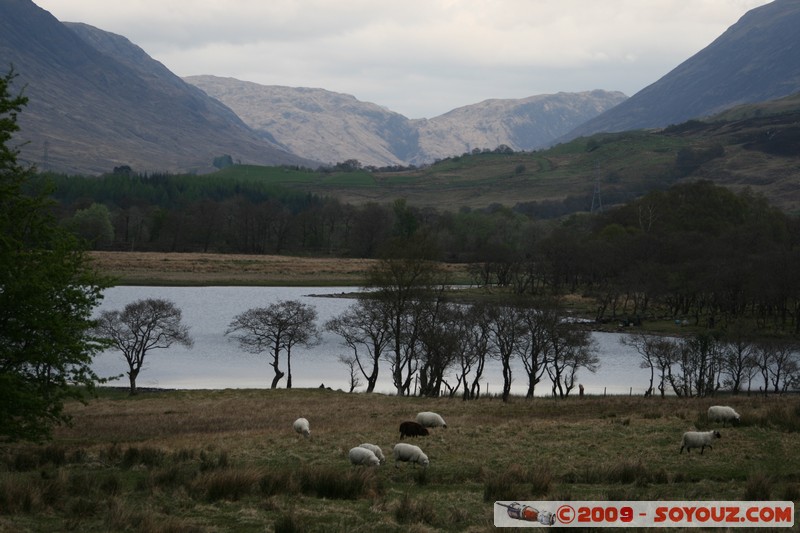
[91,286,650,396]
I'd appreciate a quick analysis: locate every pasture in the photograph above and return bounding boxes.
[1,389,798,532]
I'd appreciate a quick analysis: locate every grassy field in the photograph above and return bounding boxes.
[87,251,377,287]
[87,251,474,287]
[1,390,798,532]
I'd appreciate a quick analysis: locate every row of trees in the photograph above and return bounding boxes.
[93,275,800,402]
[91,289,600,402]
[623,331,800,398]
[328,291,599,401]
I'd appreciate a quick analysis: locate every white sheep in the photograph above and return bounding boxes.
[707,405,740,427]
[680,430,721,455]
[393,442,429,468]
[293,417,310,438]
[359,443,386,464]
[348,446,381,467]
[416,411,447,429]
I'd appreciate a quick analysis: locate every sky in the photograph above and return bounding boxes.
[34,0,773,119]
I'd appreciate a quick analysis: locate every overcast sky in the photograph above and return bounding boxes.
[35,0,772,119]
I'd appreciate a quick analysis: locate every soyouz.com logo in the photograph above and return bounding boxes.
[494,501,795,528]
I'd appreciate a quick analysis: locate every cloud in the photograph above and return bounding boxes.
[34,0,772,118]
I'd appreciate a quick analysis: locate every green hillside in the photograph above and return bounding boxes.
[215,93,800,215]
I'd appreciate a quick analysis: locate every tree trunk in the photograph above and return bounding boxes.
[270,343,283,389]
[501,358,512,402]
[286,347,293,389]
[128,369,139,395]
[270,368,285,389]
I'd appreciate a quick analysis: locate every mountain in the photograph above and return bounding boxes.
[7,0,797,177]
[412,90,627,163]
[564,0,800,140]
[0,0,312,175]
[181,77,420,167]
[185,75,626,167]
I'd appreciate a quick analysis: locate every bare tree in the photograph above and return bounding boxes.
[338,354,363,393]
[515,300,560,399]
[545,320,598,398]
[366,238,445,396]
[761,340,800,394]
[621,332,678,398]
[445,303,491,400]
[94,298,193,395]
[416,296,460,397]
[485,302,525,402]
[719,323,758,394]
[325,298,391,393]
[226,300,320,389]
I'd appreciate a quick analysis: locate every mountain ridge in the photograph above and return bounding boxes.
[563,0,800,140]
[185,74,626,167]
[0,0,312,175]
[3,0,799,180]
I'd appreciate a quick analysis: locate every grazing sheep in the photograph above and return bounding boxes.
[348,446,380,467]
[359,443,386,464]
[680,430,721,455]
[393,443,429,468]
[399,420,429,439]
[416,411,447,428]
[707,405,740,427]
[293,417,310,438]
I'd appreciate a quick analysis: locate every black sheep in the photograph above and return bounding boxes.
[399,420,429,439]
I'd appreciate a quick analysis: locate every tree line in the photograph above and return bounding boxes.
[623,331,799,398]
[90,261,601,402]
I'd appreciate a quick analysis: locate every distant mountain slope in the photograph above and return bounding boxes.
[186,75,626,166]
[238,93,800,213]
[413,91,627,163]
[565,0,800,139]
[182,77,419,167]
[0,0,311,175]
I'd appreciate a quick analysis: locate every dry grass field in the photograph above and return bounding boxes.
[87,251,379,286]
[87,251,472,286]
[1,389,798,532]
